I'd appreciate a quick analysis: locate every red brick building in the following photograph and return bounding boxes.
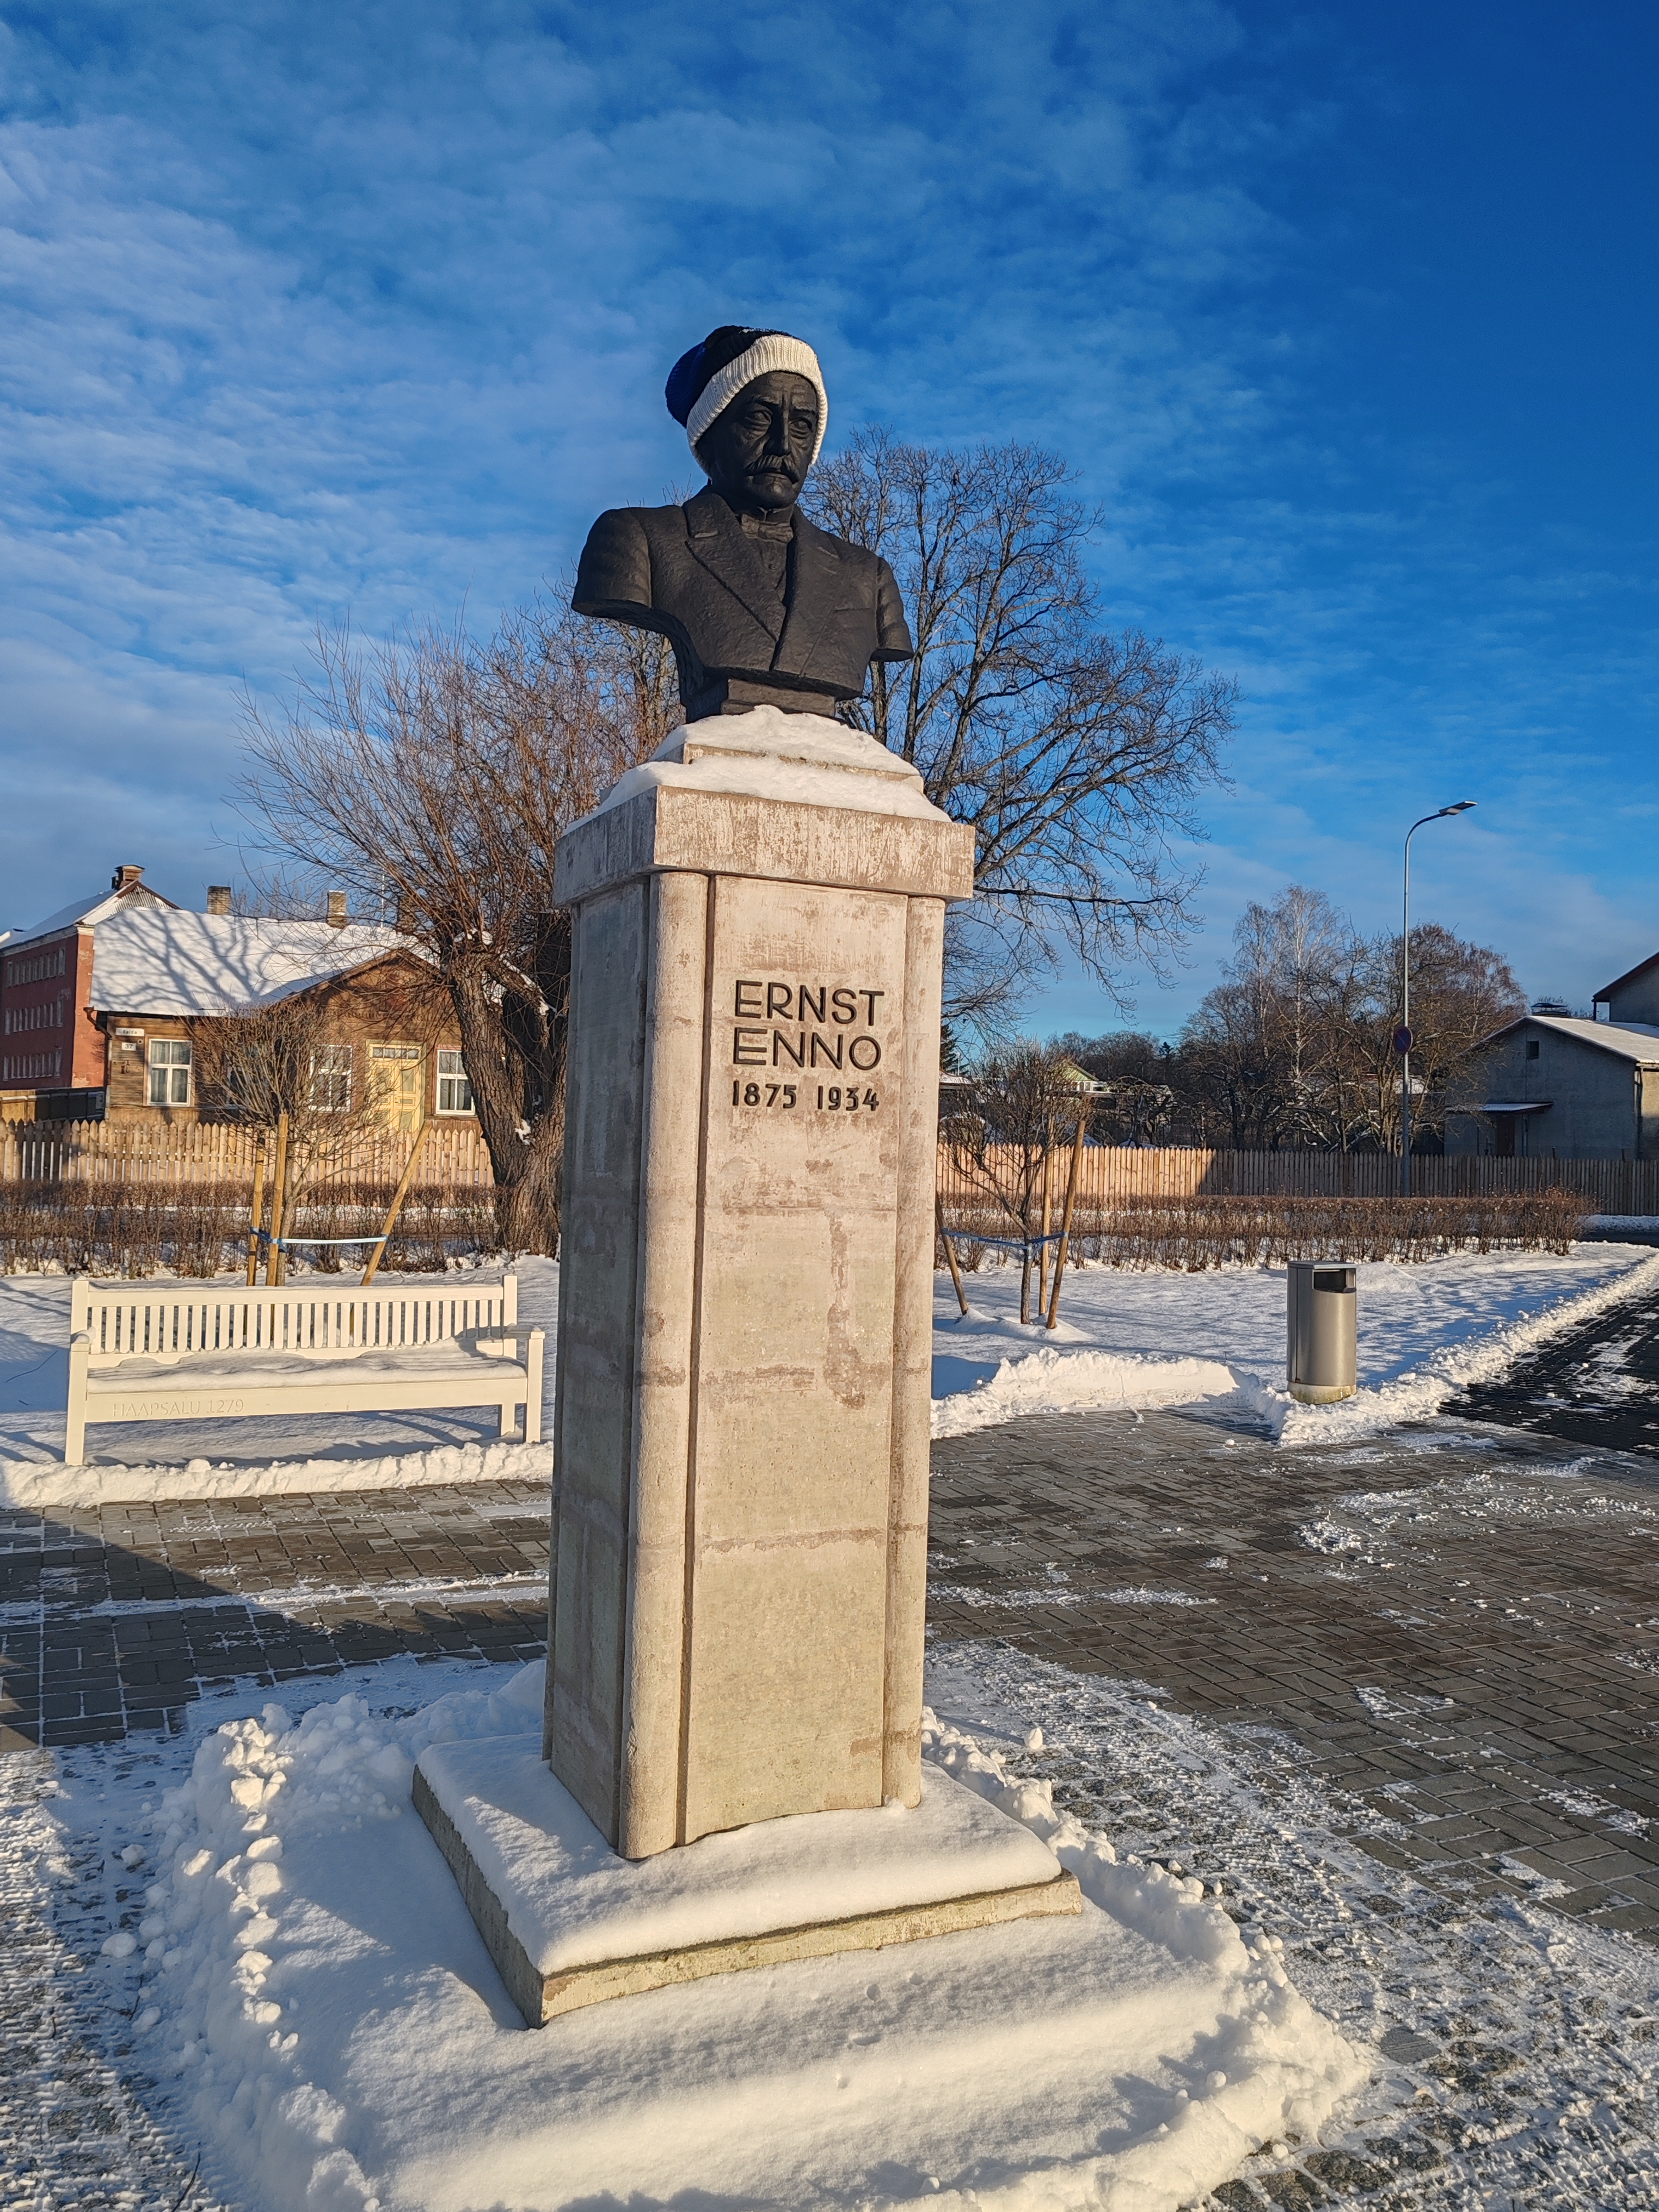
[1,867,176,1113]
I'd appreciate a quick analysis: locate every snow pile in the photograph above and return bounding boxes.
[0,1437,551,1511]
[925,1640,1659,2207]
[932,1344,1244,1439]
[915,1710,1368,2207]
[94,1662,1363,2212]
[103,1667,550,2211]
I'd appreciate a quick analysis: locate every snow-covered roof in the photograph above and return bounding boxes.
[9,880,175,948]
[27,889,122,939]
[87,908,422,1016]
[1480,1013,1659,1065]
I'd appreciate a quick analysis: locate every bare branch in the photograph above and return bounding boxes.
[807,431,1235,1030]
[231,594,670,1249]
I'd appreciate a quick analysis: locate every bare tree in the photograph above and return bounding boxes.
[1214,887,1363,1148]
[941,1043,1094,1322]
[235,599,673,1251]
[807,431,1237,1028]
[1171,887,1522,1152]
[1354,924,1525,1151]
[1054,1029,1177,1146]
[190,988,410,1269]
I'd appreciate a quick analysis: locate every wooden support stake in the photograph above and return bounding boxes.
[245,1136,267,1287]
[1037,1130,1055,1317]
[361,1121,428,1286]
[263,1111,290,1288]
[936,1193,969,1317]
[1044,1105,1092,1331]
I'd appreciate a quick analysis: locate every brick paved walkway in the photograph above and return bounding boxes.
[0,1483,549,1751]
[932,1408,1659,1940]
[4,1408,1659,2210]
[4,1412,1657,1949]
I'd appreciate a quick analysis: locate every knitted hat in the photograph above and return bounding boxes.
[665,326,828,465]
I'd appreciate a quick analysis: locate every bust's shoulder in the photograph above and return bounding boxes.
[582,503,688,543]
[795,511,886,573]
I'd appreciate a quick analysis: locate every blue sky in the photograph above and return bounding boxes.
[2,0,1654,1035]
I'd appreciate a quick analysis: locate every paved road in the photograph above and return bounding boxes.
[5,1405,1657,1941]
[1459,1279,1659,1456]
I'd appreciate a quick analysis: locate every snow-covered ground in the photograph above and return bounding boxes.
[26,1654,1367,2212]
[933,1242,1659,1446]
[4,1243,1657,1504]
[16,1642,1658,2211]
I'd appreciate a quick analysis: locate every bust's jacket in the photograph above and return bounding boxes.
[573,487,913,702]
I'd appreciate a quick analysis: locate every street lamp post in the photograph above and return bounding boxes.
[1399,801,1476,1196]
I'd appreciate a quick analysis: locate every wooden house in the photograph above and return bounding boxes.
[1,871,478,1133]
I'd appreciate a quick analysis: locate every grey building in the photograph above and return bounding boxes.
[1448,953,1659,1160]
[1596,950,1659,1028]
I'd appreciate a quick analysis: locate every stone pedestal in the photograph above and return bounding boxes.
[413,1736,1079,2027]
[544,709,975,1858]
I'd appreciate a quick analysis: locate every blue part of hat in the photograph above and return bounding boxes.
[664,343,706,428]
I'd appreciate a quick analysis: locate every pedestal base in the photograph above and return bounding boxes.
[414,1737,1080,2027]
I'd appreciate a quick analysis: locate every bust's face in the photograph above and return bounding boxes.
[696,370,820,514]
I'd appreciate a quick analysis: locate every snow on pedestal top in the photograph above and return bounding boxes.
[416,1735,1064,1975]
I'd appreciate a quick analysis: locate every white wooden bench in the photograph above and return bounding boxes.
[64,1274,544,1466]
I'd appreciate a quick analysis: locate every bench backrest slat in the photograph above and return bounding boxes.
[70,1275,520,1366]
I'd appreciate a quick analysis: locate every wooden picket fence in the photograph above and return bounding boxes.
[5,1122,1657,1215]
[936,1145,1659,1215]
[1,1118,495,1190]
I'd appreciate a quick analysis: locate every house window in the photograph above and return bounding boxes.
[146,1039,192,1106]
[436,1049,474,1115]
[1526,1040,1540,1060]
[310,1043,354,1112]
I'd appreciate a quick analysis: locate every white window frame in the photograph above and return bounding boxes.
[309,1042,354,1113]
[146,1039,192,1107]
[435,1048,474,1116]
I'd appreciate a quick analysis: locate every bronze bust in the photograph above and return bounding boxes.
[572,325,913,720]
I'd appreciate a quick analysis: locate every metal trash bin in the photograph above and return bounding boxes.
[1287,1261,1357,1403]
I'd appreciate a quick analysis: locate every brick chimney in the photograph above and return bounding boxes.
[207,886,232,916]
[326,890,348,928]
[111,864,144,892]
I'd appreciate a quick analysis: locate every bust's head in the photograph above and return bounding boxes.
[665,327,828,516]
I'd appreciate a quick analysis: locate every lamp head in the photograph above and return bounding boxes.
[1440,800,1476,815]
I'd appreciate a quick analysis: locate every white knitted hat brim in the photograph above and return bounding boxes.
[685,334,828,466]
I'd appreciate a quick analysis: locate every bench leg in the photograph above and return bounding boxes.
[65,1334,90,1467]
[524,1329,545,1445]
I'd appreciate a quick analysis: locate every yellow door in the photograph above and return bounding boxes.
[369,1044,426,1133]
